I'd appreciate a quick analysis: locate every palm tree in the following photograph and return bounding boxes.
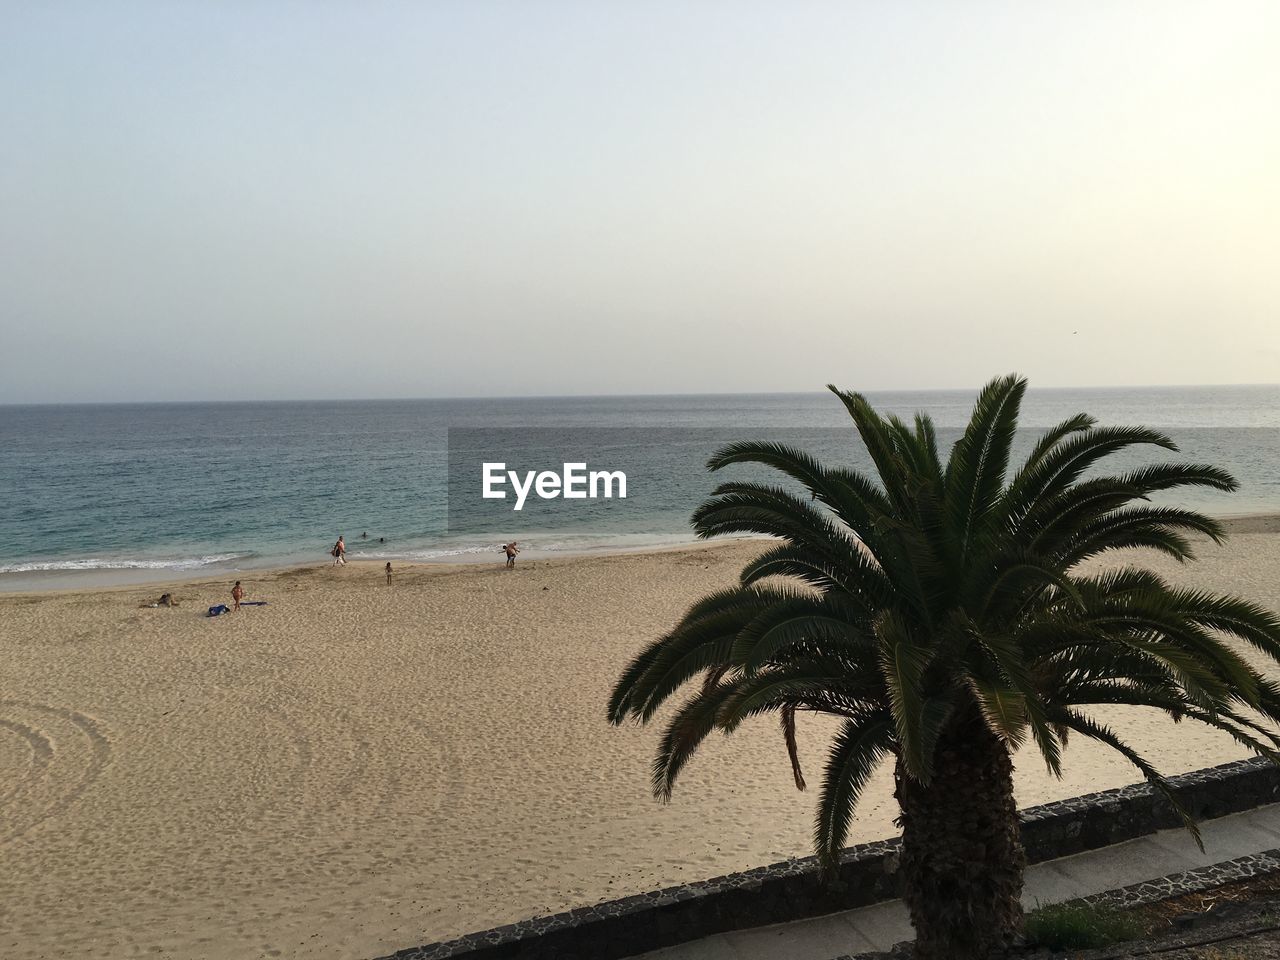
[608,375,1280,960]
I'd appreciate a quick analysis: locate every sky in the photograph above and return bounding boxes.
[1,1,1278,403]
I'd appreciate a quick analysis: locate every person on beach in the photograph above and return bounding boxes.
[503,542,520,568]
[231,581,244,612]
[332,536,346,565]
[385,561,393,585]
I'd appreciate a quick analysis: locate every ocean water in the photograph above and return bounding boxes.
[2,385,1278,589]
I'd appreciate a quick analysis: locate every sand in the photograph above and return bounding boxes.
[3,523,1280,960]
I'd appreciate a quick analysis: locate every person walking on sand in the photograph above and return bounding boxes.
[385,561,393,585]
[231,580,244,612]
[332,535,346,565]
[503,541,520,569]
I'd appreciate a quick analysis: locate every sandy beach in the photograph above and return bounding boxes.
[4,521,1280,960]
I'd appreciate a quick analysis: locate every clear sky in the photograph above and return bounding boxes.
[2,1,1277,403]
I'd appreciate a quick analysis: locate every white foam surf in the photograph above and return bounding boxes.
[0,553,250,574]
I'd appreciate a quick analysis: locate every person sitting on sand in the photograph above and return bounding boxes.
[385,561,393,585]
[332,536,346,565]
[503,541,520,568]
[231,580,244,612]
[140,592,178,608]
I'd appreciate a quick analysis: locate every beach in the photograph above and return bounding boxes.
[4,521,1280,960]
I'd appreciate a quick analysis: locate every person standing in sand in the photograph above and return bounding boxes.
[385,561,393,585]
[503,542,519,568]
[332,536,346,565]
[231,580,244,612]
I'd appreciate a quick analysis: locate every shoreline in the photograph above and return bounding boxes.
[5,511,1280,595]
[0,535,757,597]
[0,534,740,595]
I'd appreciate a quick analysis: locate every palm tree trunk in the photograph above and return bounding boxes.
[894,713,1025,959]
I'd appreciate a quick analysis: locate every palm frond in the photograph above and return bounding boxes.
[782,703,807,790]
[944,373,1026,564]
[874,609,936,781]
[1047,708,1202,850]
[813,712,895,874]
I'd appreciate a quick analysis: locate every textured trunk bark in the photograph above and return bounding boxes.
[895,712,1025,960]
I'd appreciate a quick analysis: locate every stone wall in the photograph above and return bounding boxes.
[378,757,1280,960]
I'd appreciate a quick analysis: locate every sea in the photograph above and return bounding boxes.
[2,384,1278,591]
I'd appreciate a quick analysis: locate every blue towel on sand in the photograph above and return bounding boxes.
[207,602,267,616]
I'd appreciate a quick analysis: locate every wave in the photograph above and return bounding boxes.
[0,553,250,574]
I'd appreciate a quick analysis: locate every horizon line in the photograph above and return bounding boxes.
[3,381,1279,408]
